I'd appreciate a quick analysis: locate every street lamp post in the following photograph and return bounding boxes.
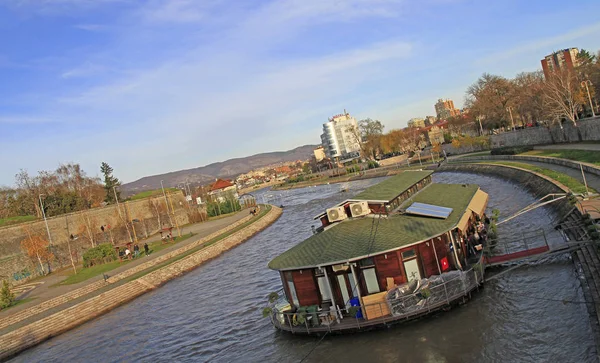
[506,106,515,131]
[581,80,597,118]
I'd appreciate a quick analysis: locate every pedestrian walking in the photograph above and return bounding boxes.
[144,242,149,256]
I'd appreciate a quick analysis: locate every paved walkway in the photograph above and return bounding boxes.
[508,160,600,193]
[0,211,249,319]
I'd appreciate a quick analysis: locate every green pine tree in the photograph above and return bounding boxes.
[0,280,15,310]
[100,162,121,204]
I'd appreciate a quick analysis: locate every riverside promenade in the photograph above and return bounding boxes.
[0,205,282,361]
[1,211,250,318]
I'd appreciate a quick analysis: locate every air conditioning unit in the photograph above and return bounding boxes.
[350,201,370,217]
[327,206,347,223]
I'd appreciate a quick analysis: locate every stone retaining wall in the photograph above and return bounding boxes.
[0,191,192,284]
[490,117,600,148]
[455,155,600,178]
[0,211,256,331]
[0,206,282,361]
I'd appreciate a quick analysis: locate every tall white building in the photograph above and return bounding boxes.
[320,110,361,160]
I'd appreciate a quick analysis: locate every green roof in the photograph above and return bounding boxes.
[352,170,433,202]
[268,183,479,270]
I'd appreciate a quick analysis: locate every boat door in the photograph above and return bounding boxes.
[337,275,351,308]
[403,258,421,281]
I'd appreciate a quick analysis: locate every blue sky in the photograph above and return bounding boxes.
[1,0,599,186]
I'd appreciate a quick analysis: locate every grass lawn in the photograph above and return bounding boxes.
[59,233,196,285]
[129,188,179,201]
[483,161,596,194]
[0,215,36,227]
[59,260,131,285]
[123,204,272,283]
[521,149,600,166]
[1,297,37,312]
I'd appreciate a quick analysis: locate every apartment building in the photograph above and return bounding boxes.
[320,110,361,160]
[434,98,461,120]
[541,48,579,79]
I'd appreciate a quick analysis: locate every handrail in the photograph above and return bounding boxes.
[267,261,485,333]
[484,228,548,256]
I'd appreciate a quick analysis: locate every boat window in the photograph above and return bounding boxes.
[402,249,416,260]
[359,258,375,267]
[363,268,380,294]
[317,276,332,301]
[285,272,300,307]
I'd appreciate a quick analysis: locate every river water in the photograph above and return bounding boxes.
[11,172,596,362]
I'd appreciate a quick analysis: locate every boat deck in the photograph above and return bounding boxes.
[269,256,485,335]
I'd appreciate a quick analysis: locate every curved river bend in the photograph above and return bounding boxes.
[12,172,596,362]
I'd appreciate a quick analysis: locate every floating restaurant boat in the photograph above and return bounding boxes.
[265,170,491,334]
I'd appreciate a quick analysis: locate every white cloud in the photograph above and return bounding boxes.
[138,0,213,24]
[0,116,53,124]
[476,21,600,65]
[61,62,107,78]
[1,0,416,184]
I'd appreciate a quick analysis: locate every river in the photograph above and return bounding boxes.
[11,172,596,362]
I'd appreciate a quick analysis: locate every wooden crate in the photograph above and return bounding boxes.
[361,292,390,320]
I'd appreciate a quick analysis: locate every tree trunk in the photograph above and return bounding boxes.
[66,239,77,274]
[36,252,46,275]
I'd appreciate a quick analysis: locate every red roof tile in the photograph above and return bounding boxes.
[210,179,234,191]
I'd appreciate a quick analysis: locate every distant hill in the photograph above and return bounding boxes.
[121,144,318,194]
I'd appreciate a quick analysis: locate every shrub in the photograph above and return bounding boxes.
[206,199,242,216]
[82,243,118,267]
[0,280,15,309]
[490,146,533,155]
[367,161,379,169]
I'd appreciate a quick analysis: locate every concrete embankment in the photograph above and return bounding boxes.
[0,206,282,362]
[438,162,600,349]
[273,167,424,191]
[438,163,572,217]
[455,154,600,178]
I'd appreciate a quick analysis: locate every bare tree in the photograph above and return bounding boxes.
[147,198,166,231]
[465,73,515,129]
[78,214,97,248]
[21,227,53,275]
[543,69,584,125]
